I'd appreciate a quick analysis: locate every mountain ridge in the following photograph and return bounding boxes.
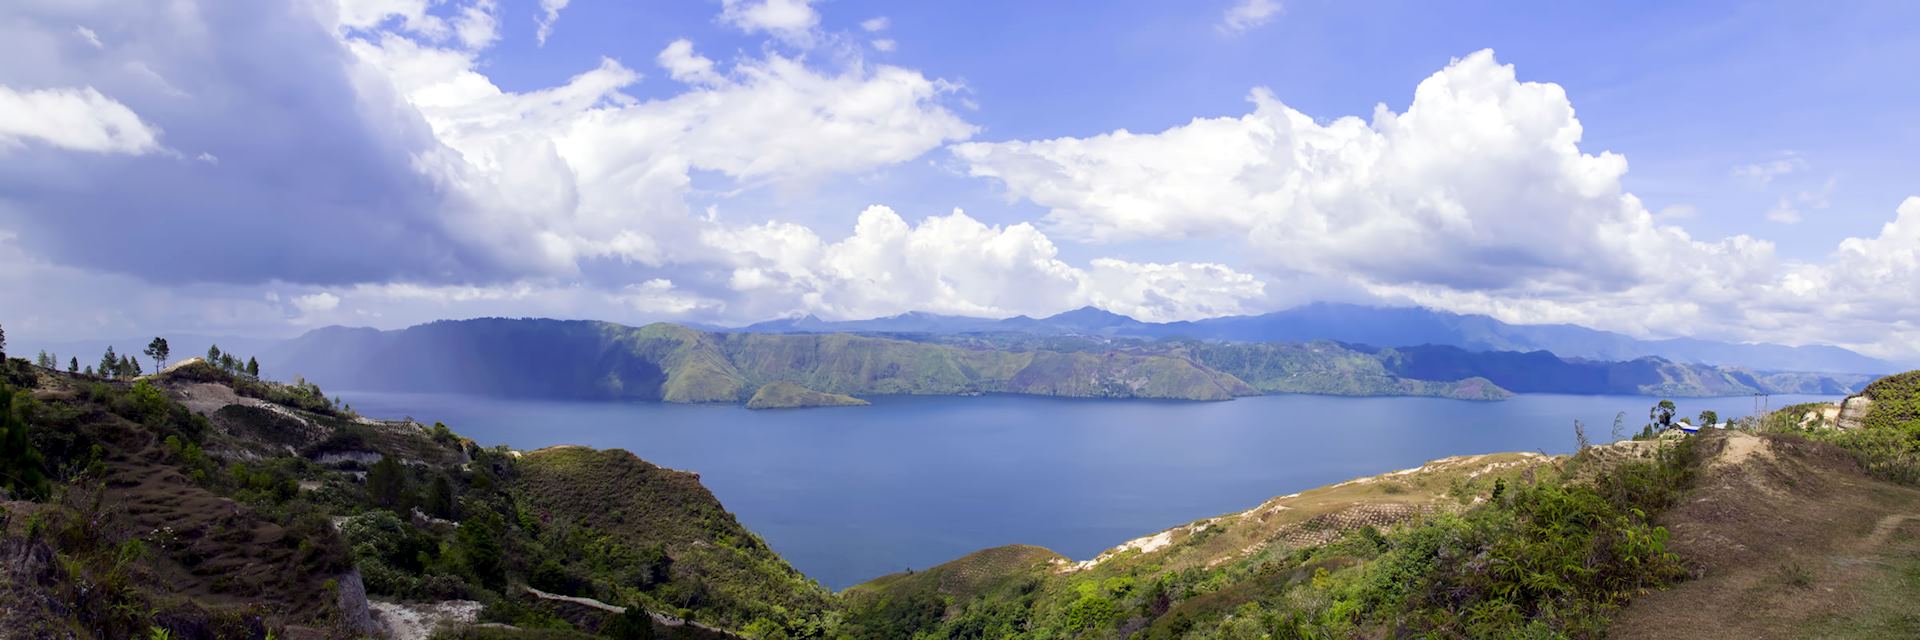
[258,318,1873,406]
[738,303,1895,374]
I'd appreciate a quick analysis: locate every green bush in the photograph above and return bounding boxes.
[1862,370,1920,431]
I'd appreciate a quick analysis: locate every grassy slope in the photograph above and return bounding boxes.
[842,449,1579,638]
[513,446,835,632]
[745,382,869,409]
[2,363,361,636]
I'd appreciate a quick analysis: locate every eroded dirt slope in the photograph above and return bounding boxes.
[1609,431,1920,639]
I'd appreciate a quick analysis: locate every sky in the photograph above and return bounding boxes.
[0,0,1916,361]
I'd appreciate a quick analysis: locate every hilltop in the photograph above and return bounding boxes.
[0,356,824,638]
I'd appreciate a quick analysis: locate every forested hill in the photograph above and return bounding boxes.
[261,318,1871,405]
[740,303,1895,374]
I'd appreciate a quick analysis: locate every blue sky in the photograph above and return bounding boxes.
[0,0,1916,360]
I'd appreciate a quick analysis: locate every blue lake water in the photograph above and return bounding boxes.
[334,391,1833,589]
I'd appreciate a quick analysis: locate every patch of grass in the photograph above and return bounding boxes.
[1798,557,1920,639]
[1774,561,1816,589]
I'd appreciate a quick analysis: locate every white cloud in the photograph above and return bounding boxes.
[74,26,102,48]
[536,0,570,46]
[718,0,819,43]
[658,39,722,86]
[956,50,1691,294]
[339,1,976,279]
[861,17,890,32]
[951,49,1920,360]
[706,205,1266,321]
[293,291,342,313]
[871,39,896,52]
[1219,0,1282,33]
[0,85,162,154]
[1733,153,1808,187]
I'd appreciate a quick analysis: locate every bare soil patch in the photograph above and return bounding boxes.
[1608,432,1920,639]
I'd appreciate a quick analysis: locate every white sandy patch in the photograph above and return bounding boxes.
[372,599,482,640]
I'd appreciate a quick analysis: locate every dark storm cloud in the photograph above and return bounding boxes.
[0,0,498,286]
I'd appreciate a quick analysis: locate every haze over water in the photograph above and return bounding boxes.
[338,391,1833,589]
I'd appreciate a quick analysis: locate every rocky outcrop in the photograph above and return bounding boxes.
[1838,395,1875,430]
[335,569,381,637]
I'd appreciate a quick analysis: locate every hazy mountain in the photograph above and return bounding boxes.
[259,318,1873,404]
[732,303,1894,374]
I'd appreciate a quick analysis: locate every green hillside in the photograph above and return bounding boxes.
[270,319,1503,404]
[0,357,824,638]
[745,382,868,409]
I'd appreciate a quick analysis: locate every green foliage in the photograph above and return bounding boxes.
[1771,371,1920,486]
[457,508,507,590]
[847,442,1700,640]
[0,382,50,500]
[367,454,409,511]
[601,607,657,640]
[1862,370,1920,431]
[1650,399,1677,431]
[144,337,170,373]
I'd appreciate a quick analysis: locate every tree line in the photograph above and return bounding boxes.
[0,325,262,382]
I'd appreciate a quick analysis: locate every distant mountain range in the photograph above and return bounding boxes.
[258,318,1874,406]
[737,303,1894,374]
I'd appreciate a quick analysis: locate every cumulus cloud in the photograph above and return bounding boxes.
[0,85,161,154]
[861,17,890,32]
[706,206,1267,322]
[952,49,1920,359]
[718,0,819,43]
[957,50,1705,294]
[1219,0,1282,33]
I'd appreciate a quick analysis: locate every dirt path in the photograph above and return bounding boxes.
[1607,432,1920,639]
[1864,513,1920,548]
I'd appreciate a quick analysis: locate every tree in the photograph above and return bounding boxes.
[0,323,7,359]
[68,357,78,374]
[121,354,141,377]
[1697,410,1720,428]
[207,344,221,366]
[99,346,119,380]
[144,337,170,374]
[1649,399,1678,433]
[0,383,50,500]
[366,455,408,511]
[246,357,259,379]
[424,473,455,519]
[35,351,53,369]
[602,606,657,640]
[456,509,505,588]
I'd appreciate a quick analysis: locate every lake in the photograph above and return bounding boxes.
[334,391,1833,589]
